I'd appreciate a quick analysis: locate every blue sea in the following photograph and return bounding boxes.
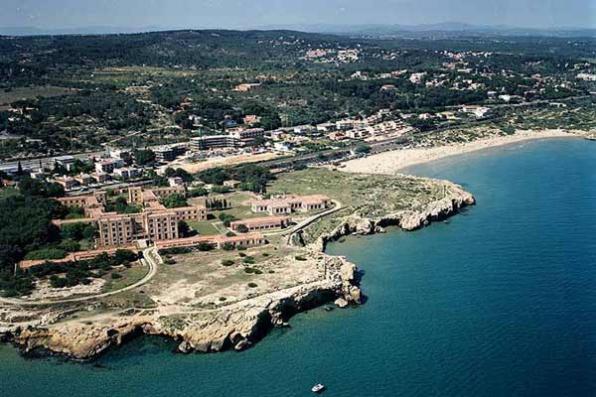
[1,138,596,396]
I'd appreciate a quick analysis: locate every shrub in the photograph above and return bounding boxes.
[238,252,247,257]
[164,258,176,265]
[295,256,307,261]
[197,242,215,251]
[248,282,258,288]
[111,272,123,279]
[243,257,255,264]
[221,242,235,251]
[159,247,192,255]
[25,248,67,260]
[221,259,235,266]
[236,224,249,234]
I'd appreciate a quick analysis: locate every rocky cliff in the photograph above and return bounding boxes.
[0,176,473,361]
[3,254,361,361]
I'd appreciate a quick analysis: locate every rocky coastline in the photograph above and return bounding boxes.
[0,178,474,361]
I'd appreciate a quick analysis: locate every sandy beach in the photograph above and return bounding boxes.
[342,129,577,175]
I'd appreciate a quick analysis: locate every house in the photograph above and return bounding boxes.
[54,155,77,171]
[95,158,124,174]
[93,172,111,183]
[223,180,242,189]
[233,83,261,92]
[114,167,141,180]
[316,122,335,133]
[243,115,261,126]
[55,176,79,190]
[75,173,95,185]
[168,176,184,187]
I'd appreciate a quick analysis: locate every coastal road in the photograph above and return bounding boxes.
[0,247,160,307]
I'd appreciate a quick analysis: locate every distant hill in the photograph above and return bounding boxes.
[1,22,594,38]
[261,23,596,39]
[0,26,169,36]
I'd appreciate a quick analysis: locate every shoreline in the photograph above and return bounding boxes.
[342,129,577,175]
[0,175,475,361]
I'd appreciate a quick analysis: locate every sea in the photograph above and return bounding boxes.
[1,138,595,397]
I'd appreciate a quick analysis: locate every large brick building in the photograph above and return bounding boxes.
[58,186,207,247]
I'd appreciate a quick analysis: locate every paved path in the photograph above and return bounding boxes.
[0,247,160,307]
[282,200,343,246]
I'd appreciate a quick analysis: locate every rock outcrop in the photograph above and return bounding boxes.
[0,176,473,361]
[3,254,361,360]
[311,180,475,252]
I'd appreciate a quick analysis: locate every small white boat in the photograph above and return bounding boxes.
[311,383,326,393]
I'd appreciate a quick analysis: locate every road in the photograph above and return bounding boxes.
[282,200,344,246]
[0,246,160,307]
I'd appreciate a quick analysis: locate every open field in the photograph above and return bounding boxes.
[174,152,283,174]
[269,167,466,245]
[0,86,77,105]
[102,265,150,294]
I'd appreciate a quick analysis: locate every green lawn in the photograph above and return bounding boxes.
[102,265,149,293]
[187,221,222,236]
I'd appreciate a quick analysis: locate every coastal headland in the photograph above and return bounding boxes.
[0,166,474,360]
[2,127,592,361]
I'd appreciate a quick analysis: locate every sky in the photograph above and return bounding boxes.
[1,0,594,30]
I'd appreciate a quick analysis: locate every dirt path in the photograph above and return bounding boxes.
[0,247,159,307]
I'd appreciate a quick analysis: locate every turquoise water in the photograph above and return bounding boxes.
[2,139,596,396]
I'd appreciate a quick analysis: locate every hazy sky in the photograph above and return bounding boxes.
[2,0,594,30]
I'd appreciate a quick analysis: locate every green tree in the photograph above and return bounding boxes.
[161,193,188,209]
[134,149,156,166]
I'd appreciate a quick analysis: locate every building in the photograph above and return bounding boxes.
[93,172,111,183]
[58,186,206,247]
[229,128,265,146]
[54,155,77,171]
[168,176,184,187]
[155,232,267,251]
[223,179,241,189]
[75,173,95,185]
[233,83,261,92]
[95,158,124,174]
[114,167,142,180]
[250,195,331,215]
[55,176,79,190]
[316,122,335,133]
[292,125,316,135]
[243,115,261,126]
[154,146,177,163]
[190,135,240,150]
[230,216,291,232]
